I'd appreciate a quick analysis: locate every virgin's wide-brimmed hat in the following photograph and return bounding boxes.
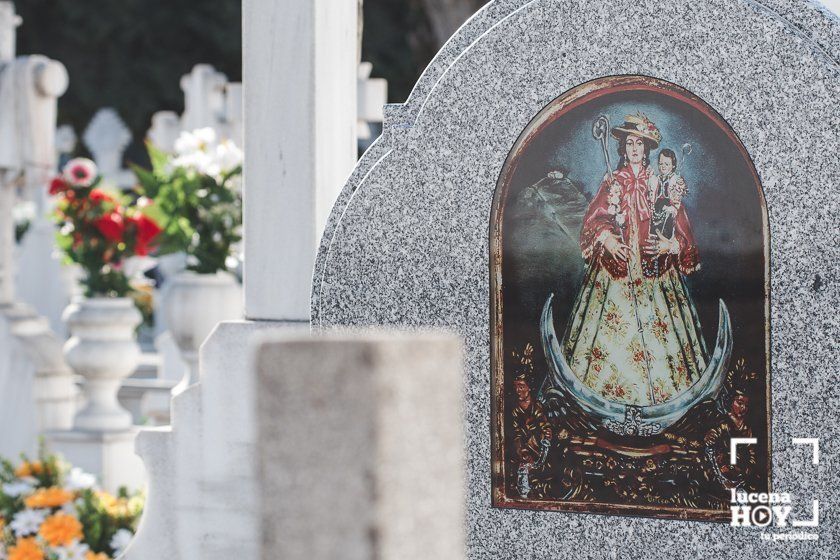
[611,112,662,148]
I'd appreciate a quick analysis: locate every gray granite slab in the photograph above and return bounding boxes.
[313,1,839,558]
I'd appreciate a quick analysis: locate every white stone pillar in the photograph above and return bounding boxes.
[255,333,465,560]
[124,2,359,557]
[243,0,358,321]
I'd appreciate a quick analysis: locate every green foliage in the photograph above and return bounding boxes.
[135,142,242,274]
[14,220,30,244]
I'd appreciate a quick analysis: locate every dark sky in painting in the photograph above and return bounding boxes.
[499,82,768,424]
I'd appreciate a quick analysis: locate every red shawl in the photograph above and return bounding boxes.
[580,164,700,279]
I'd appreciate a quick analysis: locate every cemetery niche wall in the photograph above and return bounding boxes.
[313,0,837,557]
[490,75,770,521]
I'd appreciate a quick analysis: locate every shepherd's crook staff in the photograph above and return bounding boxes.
[592,115,656,403]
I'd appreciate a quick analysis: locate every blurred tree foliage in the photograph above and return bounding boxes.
[16,0,242,164]
[362,0,487,102]
[15,0,487,162]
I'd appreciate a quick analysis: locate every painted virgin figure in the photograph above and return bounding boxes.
[562,113,707,406]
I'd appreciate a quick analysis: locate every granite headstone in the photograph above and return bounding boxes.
[313,1,838,557]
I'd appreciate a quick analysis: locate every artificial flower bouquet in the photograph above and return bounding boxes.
[0,452,143,560]
[133,128,243,274]
[50,158,162,297]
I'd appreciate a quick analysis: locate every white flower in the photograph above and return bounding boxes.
[63,158,98,187]
[174,127,217,157]
[64,467,96,491]
[213,140,243,175]
[52,541,90,560]
[2,480,34,497]
[171,128,242,182]
[10,508,48,537]
[0,541,6,560]
[12,201,36,223]
[193,127,217,147]
[110,528,134,555]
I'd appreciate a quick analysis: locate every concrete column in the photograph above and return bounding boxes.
[243,0,358,322]
[255,332,465,560]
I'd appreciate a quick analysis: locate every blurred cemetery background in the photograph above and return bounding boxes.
[15,0,490,167]
[0,0,836,558]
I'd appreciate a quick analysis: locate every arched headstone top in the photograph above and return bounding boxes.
[314,0,838,304]
[313,1,837,556]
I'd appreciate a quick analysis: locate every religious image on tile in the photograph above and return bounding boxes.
[490,76,771,521]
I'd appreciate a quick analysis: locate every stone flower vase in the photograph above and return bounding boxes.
[163,270,241,385]
[62,297,142,432]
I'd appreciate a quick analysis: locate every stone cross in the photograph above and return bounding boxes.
[54,124,76,165]
[82,107,134,188]
[147,110,180,152]
[180,64,228,133]
[0,1,21,62]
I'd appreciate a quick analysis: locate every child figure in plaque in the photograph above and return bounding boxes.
[649,148,686,240]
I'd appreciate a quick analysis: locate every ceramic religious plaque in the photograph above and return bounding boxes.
[490,75,770,521]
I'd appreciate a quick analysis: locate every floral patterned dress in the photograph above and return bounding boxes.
[562,164,707,406]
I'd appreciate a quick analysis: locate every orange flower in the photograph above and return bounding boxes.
[24,487,74,509]
[7,537,44,560]
[14,461,43,478]
[0,515,5,531]
[38,512,83,547]
[86,553,110,560]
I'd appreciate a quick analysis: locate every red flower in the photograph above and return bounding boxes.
[89,189,114,205]
[94,211,125,243]
[131,214,162,256]
[49,177,68,196]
